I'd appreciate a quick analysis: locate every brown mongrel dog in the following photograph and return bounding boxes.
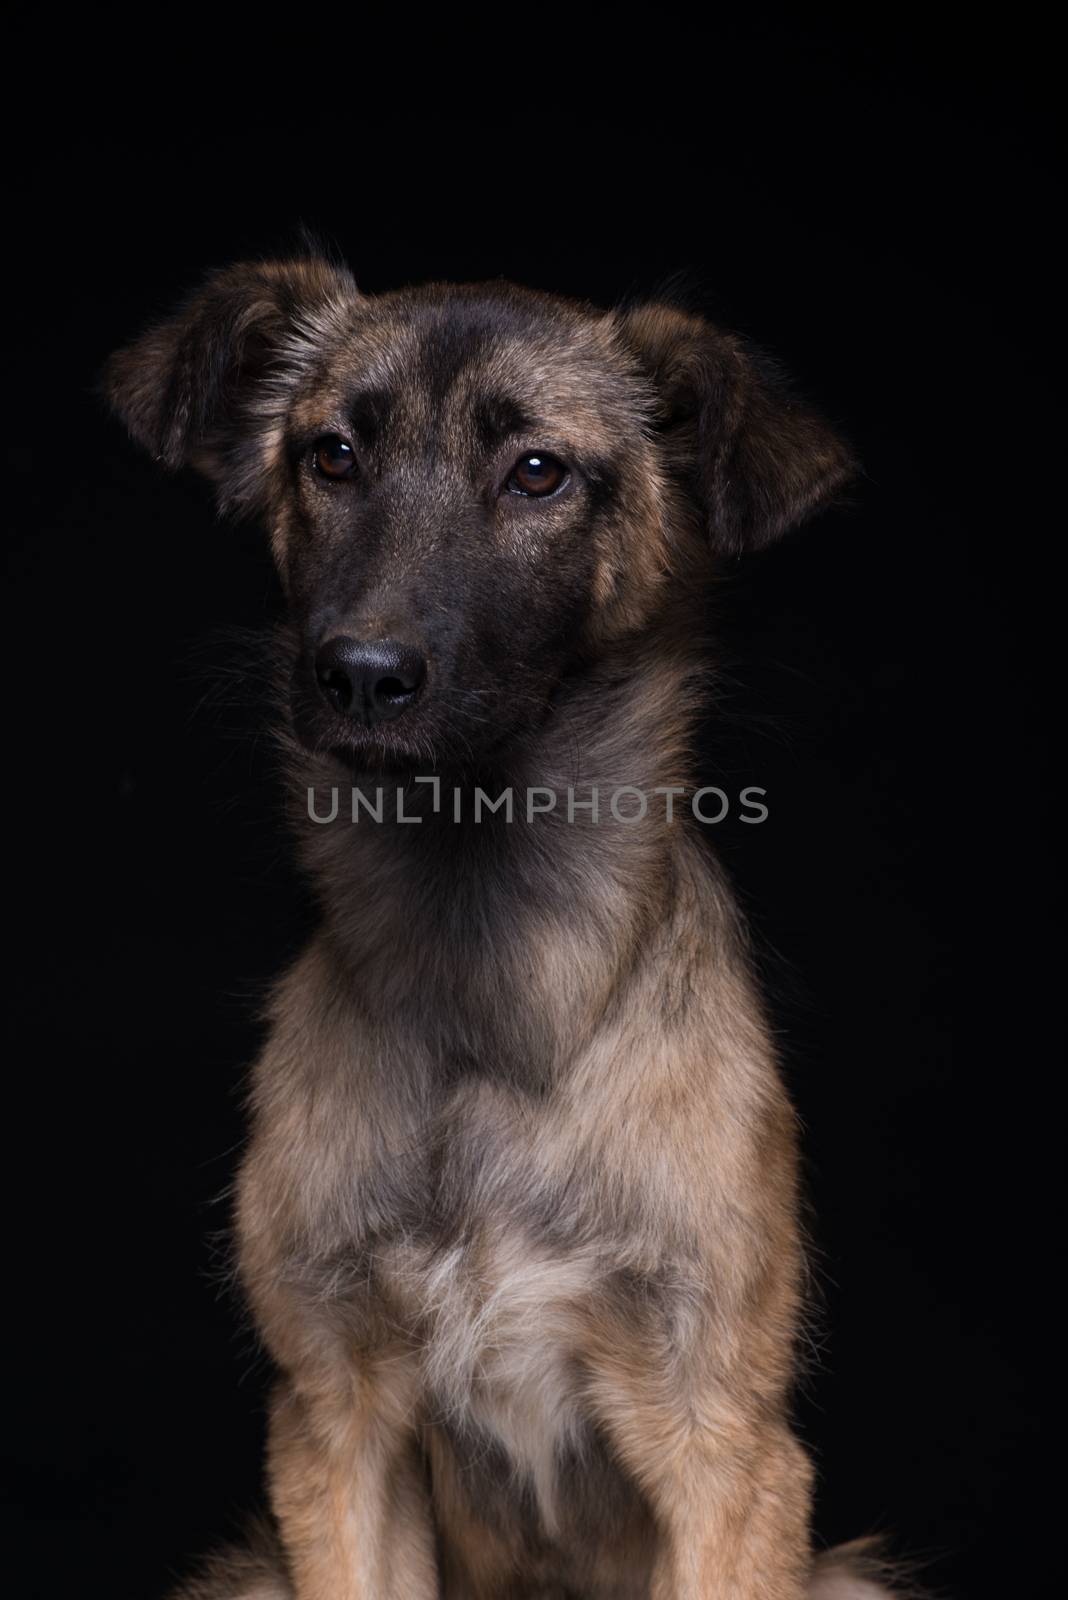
[108,257,897,1599]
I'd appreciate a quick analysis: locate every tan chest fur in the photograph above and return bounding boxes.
[363,1076,617,1533]
[378,1220,597,1531]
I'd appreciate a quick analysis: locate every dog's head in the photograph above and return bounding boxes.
[107,256,854,770]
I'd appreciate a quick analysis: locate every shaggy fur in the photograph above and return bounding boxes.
[108,255,900,1598]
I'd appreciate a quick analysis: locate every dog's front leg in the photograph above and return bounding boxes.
[266,1369,438,1600]
[650,1424,813,1600]
[585,1325,813,1599]
[603,1403,812,1598]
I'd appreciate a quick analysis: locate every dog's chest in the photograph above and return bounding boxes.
[392,1230,593,1522]
[374,1086,600,1528]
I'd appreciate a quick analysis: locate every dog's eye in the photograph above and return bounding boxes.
[312,435,357,480]
[506,453,568,498]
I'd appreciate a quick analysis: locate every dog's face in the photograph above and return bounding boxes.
[108,258,854,770]
[259,283,673,769]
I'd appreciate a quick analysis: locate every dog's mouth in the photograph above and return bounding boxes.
[289,676,553,783]
[290,666,479,778]
[290,695,426,773]
[288,643,580,779]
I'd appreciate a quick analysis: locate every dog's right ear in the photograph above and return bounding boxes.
[615,303,857,554]
[105,256,359,513]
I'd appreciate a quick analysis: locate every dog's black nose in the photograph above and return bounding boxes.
[315,637,427,724]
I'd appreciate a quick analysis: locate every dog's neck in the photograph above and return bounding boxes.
[290,630,712,1084]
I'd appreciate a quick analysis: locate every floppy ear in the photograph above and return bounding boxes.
[105,255,359,513]
[616,304,857,553]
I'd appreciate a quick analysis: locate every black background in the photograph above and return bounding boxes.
[4,23,1057,1599]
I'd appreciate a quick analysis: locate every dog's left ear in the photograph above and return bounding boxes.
[105,255,359,513]
[616,304,857,553]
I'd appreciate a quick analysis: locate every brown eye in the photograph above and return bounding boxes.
[313,435,357,480]
[506,452,568,498]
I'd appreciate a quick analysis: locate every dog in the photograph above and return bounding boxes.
[107,256,899,1599]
